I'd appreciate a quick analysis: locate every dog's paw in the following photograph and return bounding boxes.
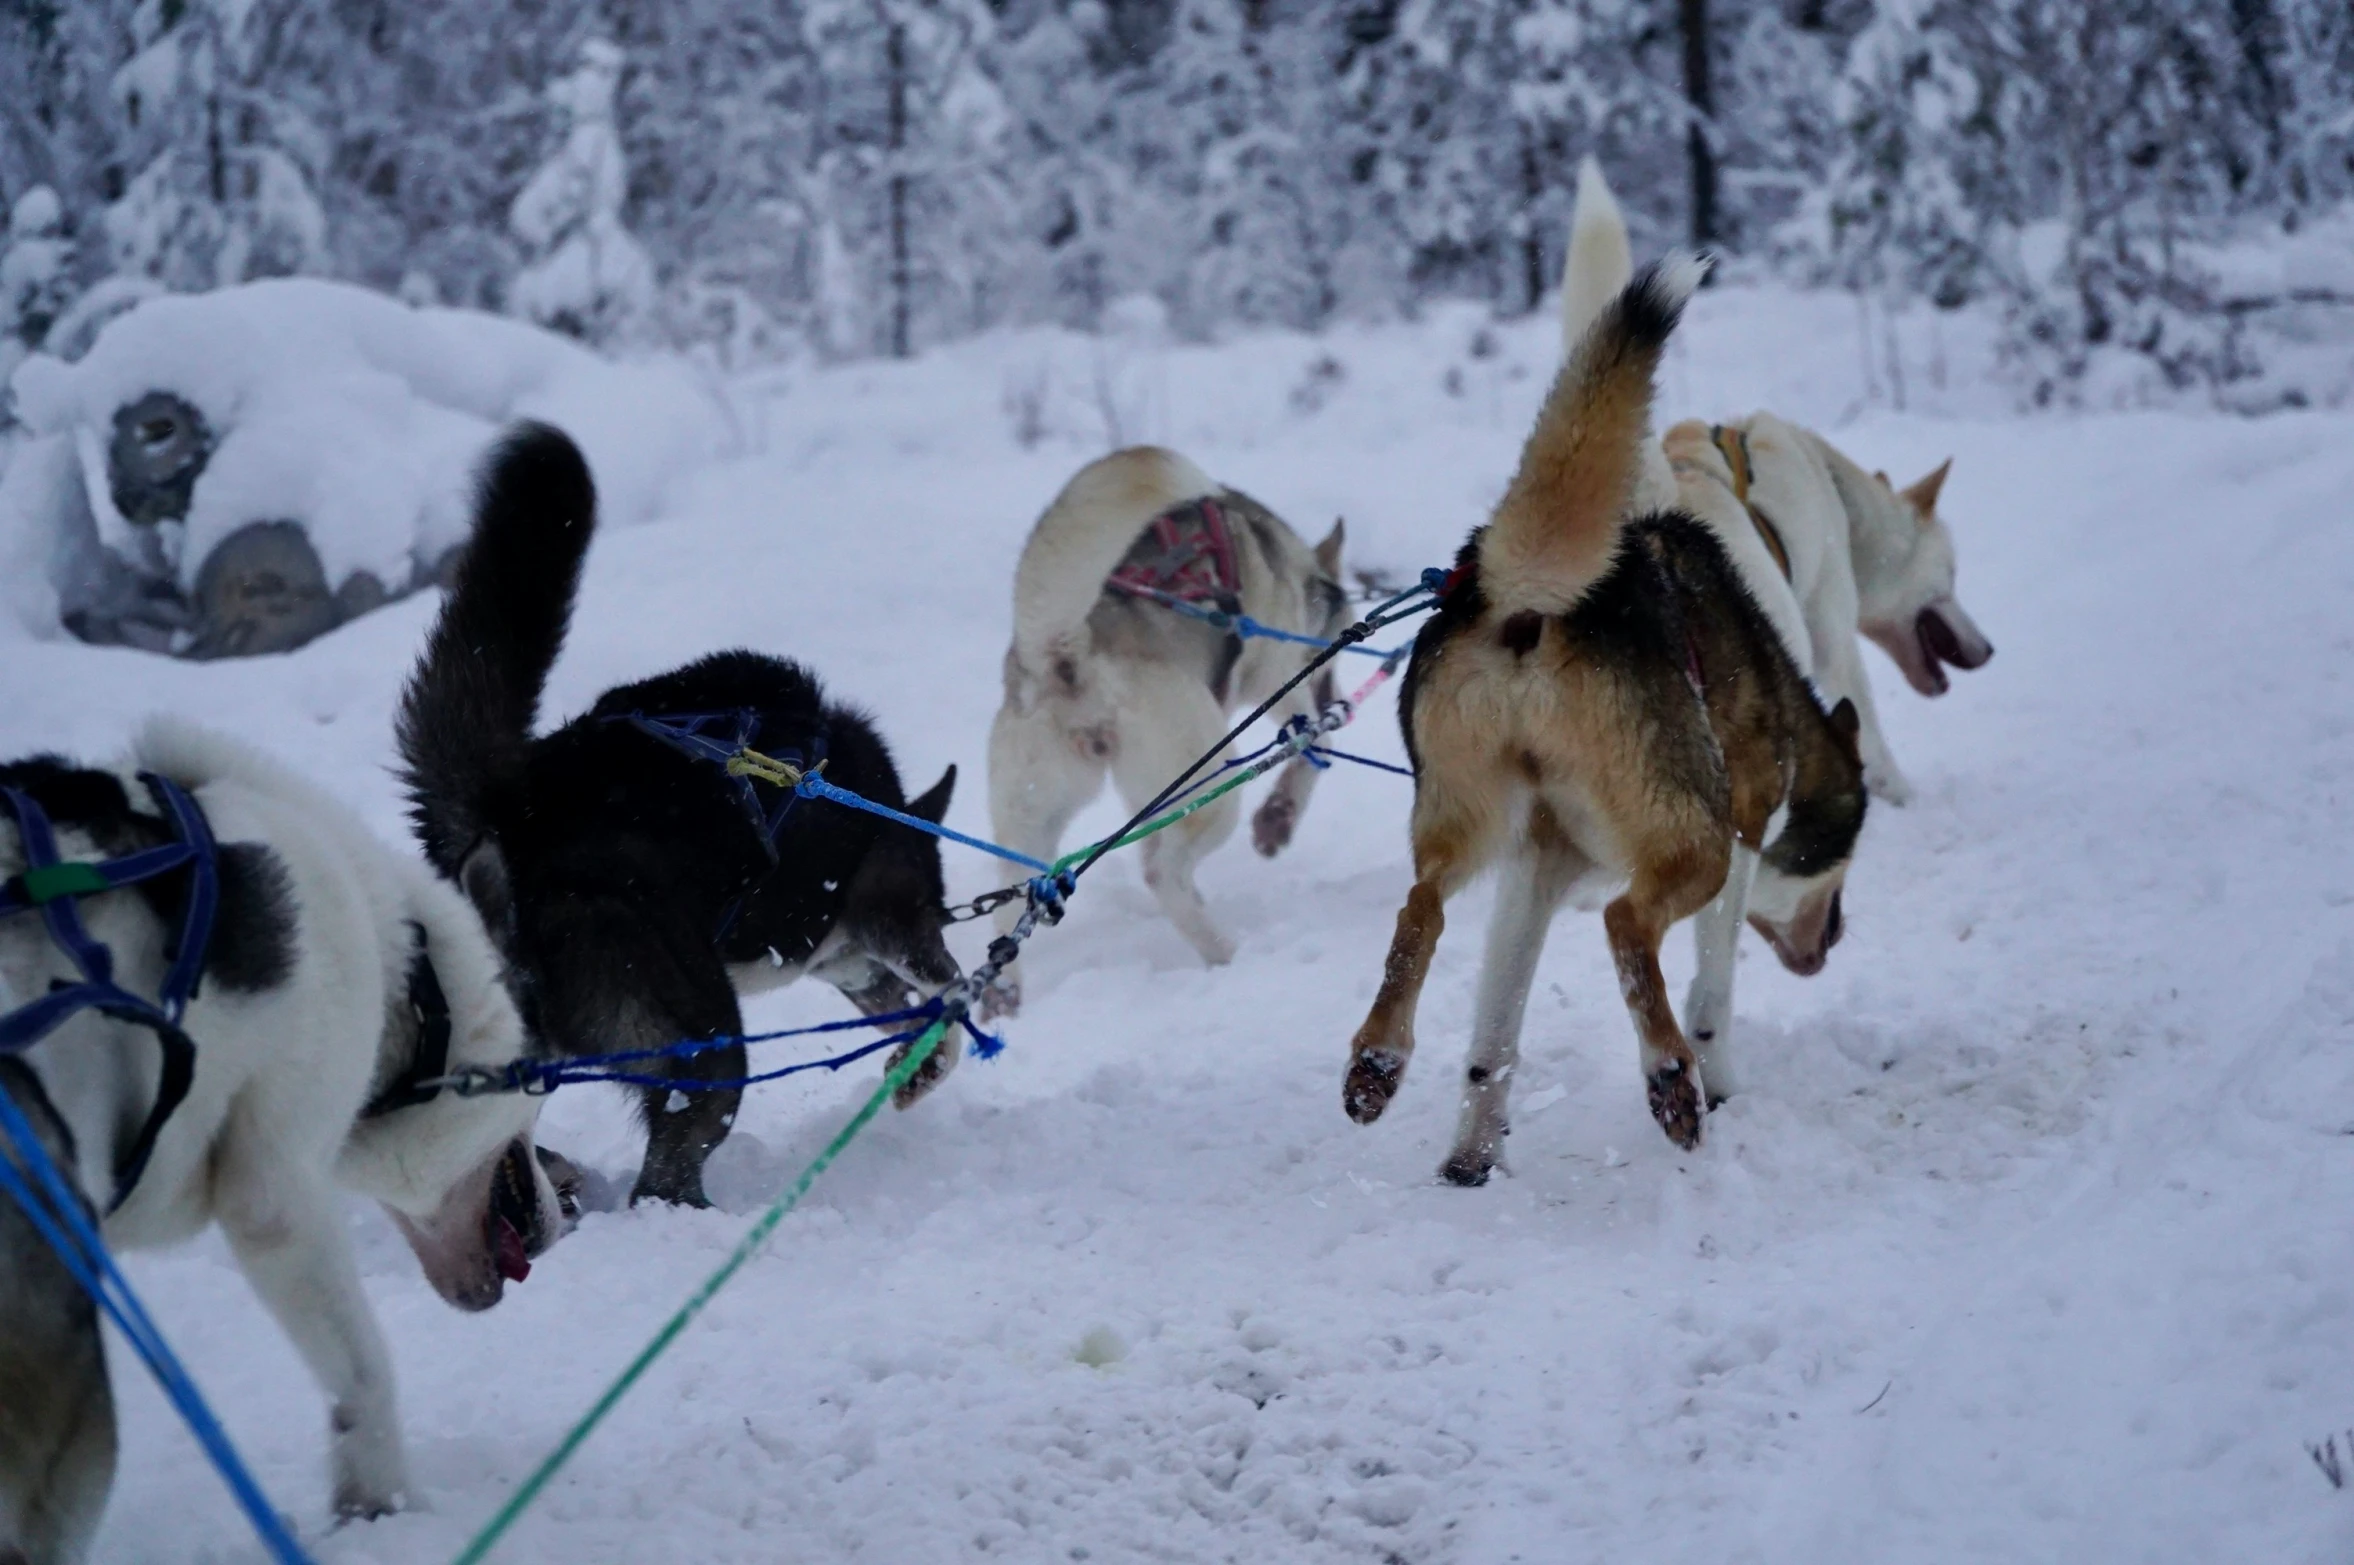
[978,979,1021,1022]
[1647,1060,1706,1149]
[1438,1148,1496,1187]
[330,1402,408,1524]
[331,1445,407,1525]
[1251,793,1299,857]
[1866,765,1915,806]
[627,1175,712,1210]
[334,1485,403,1525]
[1344,1049,1407,1124]
[889,1032,960,1111]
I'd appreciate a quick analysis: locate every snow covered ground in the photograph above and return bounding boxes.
[4,284,2352,1563]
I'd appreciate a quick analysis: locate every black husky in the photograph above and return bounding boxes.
[397,425,962,1207]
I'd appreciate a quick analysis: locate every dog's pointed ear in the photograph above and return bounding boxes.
[1873,469,1891,489]
[1900,459,1952,518]
[908,765,956,825]
[1827,698,1862,758]
[458,839,515,947]
[1314,517,1345,578]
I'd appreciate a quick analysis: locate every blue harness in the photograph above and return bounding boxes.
[612,710,828,944]
[0,775,217,1212]
[612,710,825,862]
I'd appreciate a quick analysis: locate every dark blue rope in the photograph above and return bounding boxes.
[0,1085,317,1565]
[445,999,1005,1097]
[524,1016,1002,1092]
[1307,745,1417,779]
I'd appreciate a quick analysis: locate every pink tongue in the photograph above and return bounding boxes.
[494,1218,532,1283]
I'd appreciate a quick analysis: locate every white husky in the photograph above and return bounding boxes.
[0,720,566,1564]
[984,448,1347,1016]
[1561,157,1995,807]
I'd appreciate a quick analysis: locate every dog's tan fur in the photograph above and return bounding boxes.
[1342,259,1867,1180]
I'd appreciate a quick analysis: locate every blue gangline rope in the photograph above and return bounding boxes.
[0,1085,317,1565]
[793,777,1055,873]
[1110,580,1412,657]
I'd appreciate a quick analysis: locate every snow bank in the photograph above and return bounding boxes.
[3,278,729,626]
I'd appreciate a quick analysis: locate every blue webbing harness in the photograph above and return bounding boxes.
[0,775,216,1212]
[612,710,825,863]
[611,710,829,944]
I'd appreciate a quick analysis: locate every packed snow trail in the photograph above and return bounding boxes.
[2,288,2349,1563]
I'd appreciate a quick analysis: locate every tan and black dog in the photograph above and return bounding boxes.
[1341,257,1868,1183]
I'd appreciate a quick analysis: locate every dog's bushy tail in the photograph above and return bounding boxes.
[1559,156,1634,357]
[397,423,595,874]
[1011,445,1216,672]
[1483,256,1707,614]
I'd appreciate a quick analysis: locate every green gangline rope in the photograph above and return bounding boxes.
[449,1016,950,1565]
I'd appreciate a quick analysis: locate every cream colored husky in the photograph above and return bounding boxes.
[983,449,1347,1017]
[1562,158,1995,806]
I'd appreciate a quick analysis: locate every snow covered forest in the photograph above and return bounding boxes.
[4,0,2352,401]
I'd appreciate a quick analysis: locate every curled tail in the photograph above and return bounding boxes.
[397,423,595,875]
[1011,445,1216,673]
[1482,256,1707,614]
[1560,156,1634,358]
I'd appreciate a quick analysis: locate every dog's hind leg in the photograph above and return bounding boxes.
[1441,841,1581,1187]
[1431,842,1581,1186]
[1344,792,1491,1126]
[0,1070,115,1565]
[212,1120,408,1520]
[1604,844,1727,1150]
[984,692,1107,1018]
[618,953,748,1209]
[534,897,746,1208]
[1683,841,1758,1104]
[1110,664,1245,967]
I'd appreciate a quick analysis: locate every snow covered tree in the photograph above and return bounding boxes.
[509,38,657,347]
[986,4,1135,330]
[0,0,2347,381]
[798,0,1014,358]
[101,0,328,291]
[1,187,76,358]
[1144,0,1341,334]
[1812,0,2354,400]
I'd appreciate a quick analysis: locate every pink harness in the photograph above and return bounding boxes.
[1107,497,1241,606]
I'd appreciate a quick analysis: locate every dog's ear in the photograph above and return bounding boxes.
[1827,698,1862,758]
[459,839,515,947]
[907,765,956,825]
[1900,459,1952,518]
[1873,469,1891,489]
[1313,517,1345,578]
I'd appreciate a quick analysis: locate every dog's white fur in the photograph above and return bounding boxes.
[986,448,1342,1012]
[1559,156,1993,808]
[0,720,559,1556]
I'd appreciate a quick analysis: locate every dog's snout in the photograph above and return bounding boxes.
[1920,603,1993,673]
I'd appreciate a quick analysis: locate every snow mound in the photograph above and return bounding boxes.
[4,278,730,629]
